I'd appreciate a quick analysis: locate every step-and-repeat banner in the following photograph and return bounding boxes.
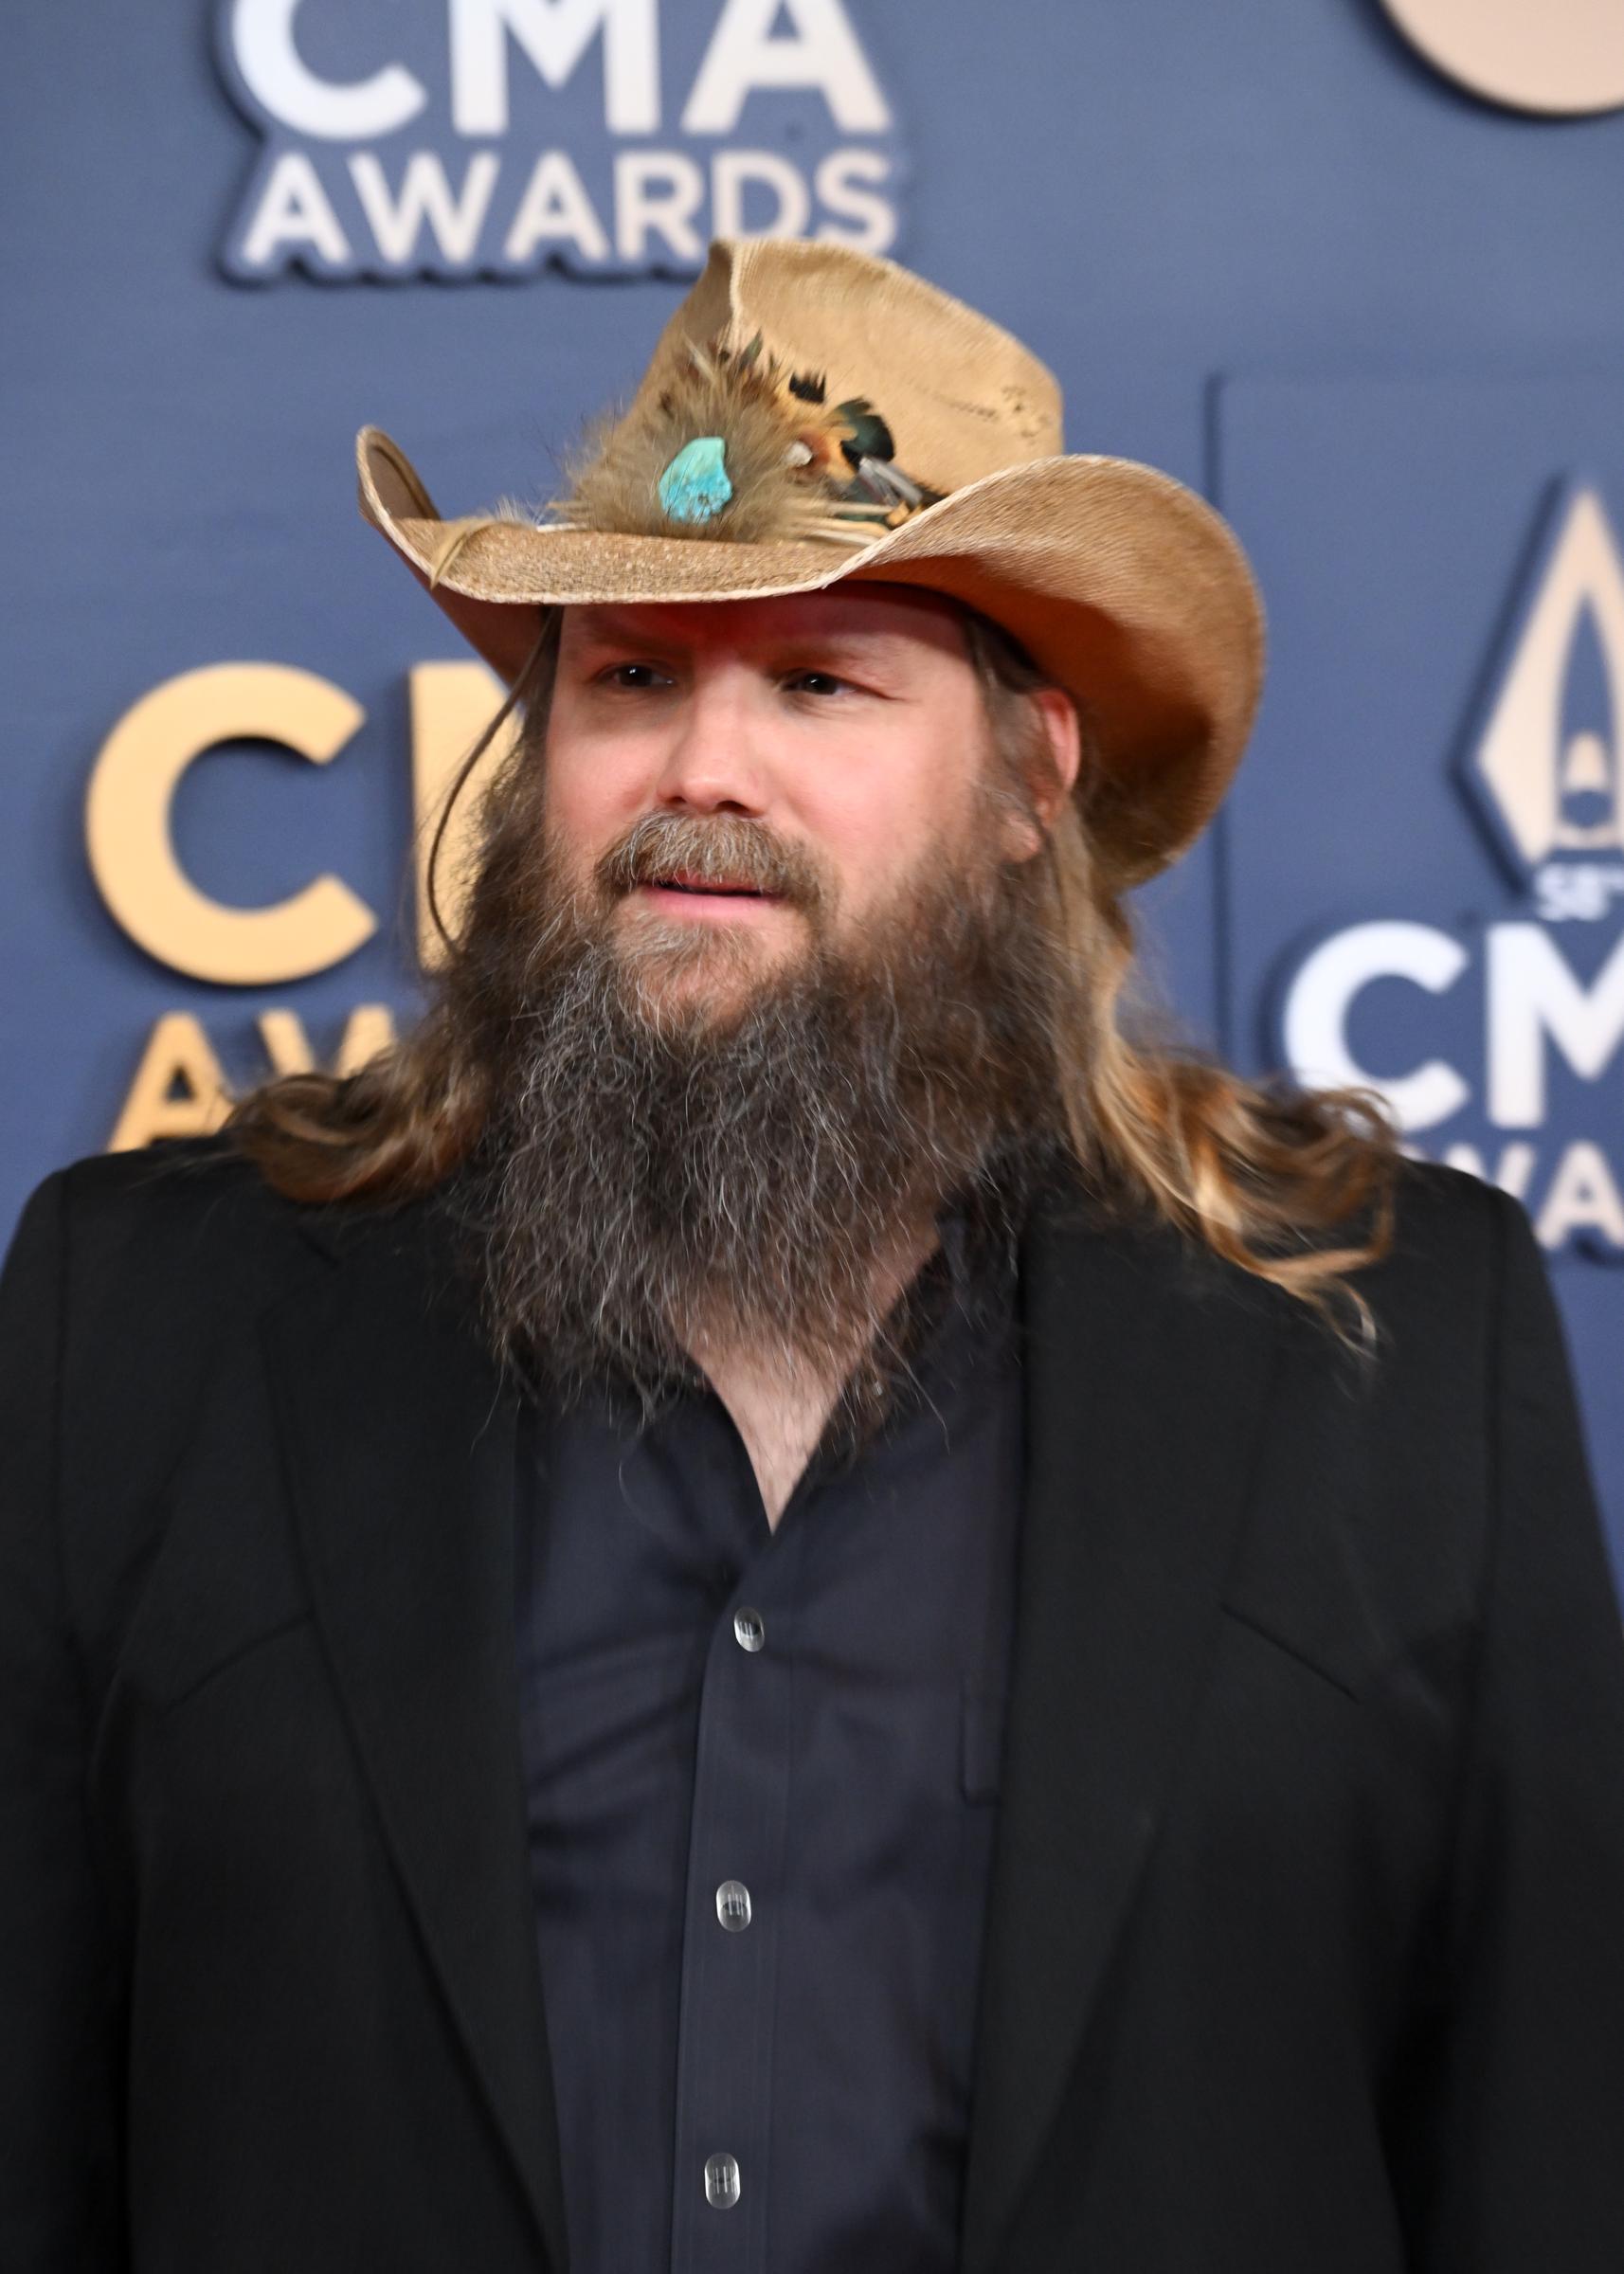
[5,0,1622,1568]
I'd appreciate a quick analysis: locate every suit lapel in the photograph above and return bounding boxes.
[260,1201,568,2274]
[959,1183,1287,2274]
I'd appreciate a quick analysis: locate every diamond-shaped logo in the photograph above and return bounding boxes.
[1462,482,1624,883]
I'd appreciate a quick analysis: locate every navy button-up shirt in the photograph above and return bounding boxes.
[513,1205,1024,2272]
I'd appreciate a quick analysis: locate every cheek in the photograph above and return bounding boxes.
[533,783,617,914]
[538,716,644,851]
[799,731,972,895]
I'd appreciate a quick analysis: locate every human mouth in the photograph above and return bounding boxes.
[634,871,785,913]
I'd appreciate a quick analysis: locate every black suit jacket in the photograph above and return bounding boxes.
[4,1136,1623,2272]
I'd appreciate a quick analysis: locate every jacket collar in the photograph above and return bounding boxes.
[262,1165,1284,2274]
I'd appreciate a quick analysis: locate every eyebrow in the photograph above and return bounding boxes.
[568,608,669,642]
[566,608,921,659]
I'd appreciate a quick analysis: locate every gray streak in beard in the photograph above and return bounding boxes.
[446,806,1064,1449]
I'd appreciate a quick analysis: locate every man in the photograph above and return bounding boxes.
[4,239,1623,2272]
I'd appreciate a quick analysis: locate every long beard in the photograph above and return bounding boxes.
[443,806,1068,1447]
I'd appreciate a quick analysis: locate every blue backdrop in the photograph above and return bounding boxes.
[4,0,1620,1573]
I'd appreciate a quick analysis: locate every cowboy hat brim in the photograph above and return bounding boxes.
[357,424,1265,884]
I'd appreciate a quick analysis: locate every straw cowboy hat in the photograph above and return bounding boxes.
[356,237,1265,885]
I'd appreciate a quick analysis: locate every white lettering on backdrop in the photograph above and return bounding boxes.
[215,0,903,279]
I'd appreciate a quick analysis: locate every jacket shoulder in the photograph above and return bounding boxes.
[1046,1148,1524,1341]
[1383,1149,1518,1260]
[2,1137,448,1660]
[51,1129,308,1248]
[4,1135,361,1488]
[17,1133,370,1307]
[1358,1151,1537,1356]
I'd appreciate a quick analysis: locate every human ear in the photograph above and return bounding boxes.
[1000,686,1082,861]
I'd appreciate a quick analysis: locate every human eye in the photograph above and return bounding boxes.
[782,667,854,698]
[594,659,676,691]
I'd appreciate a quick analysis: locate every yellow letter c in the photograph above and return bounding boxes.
[84,663,377,984]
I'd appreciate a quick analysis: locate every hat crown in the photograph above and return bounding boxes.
[636,238,1063,501]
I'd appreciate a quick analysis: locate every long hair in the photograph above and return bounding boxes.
[224,602,1401,1343]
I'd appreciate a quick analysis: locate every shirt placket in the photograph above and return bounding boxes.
[669,1512,800,2269]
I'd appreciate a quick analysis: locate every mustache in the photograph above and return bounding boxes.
[596,809,830,911]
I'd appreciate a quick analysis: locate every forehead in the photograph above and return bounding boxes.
[558,583,974,659]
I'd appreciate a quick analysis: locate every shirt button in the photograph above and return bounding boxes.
[715,1880,752,1931]
[733,1607,766,1651]
[704,2152,741,2209]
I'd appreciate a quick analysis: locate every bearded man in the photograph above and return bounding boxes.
[4,241,1624,2274]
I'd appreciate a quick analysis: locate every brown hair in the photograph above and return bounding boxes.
[224,603,1400,1343]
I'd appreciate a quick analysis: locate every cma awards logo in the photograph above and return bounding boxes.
[212,0,903,282]
[1276,479,1624,1259]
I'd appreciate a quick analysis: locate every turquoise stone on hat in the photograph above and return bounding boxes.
[659,436,731,524]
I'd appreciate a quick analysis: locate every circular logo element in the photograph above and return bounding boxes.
[1380,0,1624,116]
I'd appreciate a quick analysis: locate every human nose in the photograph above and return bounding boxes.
[648,667,771,816]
